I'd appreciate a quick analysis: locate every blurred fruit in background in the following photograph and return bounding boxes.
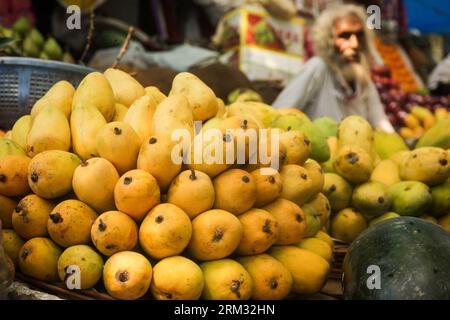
[375,37,420,93]
[372,62,450,134]
[0,15,73,62]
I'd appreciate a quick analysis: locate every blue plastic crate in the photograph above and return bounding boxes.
[0,57,94,129]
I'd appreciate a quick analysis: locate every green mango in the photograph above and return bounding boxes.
[0,138,26,158]
[429,182,450,218]
[313,117,338,138]
[351,181,392,220]
[301,204,322,238]
[43,37,63,60]
[12,17,31,35]
[322,173,352,213]
[416,118,450,149]
[388,181,432,217]
[272,115,329,162]
[29,28,44,48]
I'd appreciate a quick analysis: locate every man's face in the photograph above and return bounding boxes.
[333,15,364,63]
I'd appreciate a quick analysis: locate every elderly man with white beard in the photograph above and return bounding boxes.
[272,4,395,133]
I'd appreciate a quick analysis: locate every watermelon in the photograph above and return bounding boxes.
[343,217,450,299]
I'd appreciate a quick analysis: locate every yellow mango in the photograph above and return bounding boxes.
[104,68,145,108]
[72,72,115,122]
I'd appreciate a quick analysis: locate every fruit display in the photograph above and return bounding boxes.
[0,65,449,300]
[0,16,73,62]
[317,115,450,243]
[399,106,450,142]
[0,69,338,300]
[371,63,450,132]
[374,36,420,93]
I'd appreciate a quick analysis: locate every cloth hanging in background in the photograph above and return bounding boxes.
[0,0,34,27]
[428,52,450,94]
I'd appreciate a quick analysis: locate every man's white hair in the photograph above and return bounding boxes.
[312,4,377,90]
[312,4,376,65]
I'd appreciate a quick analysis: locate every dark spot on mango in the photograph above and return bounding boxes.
[301,173,308,180]
[268,176,276,184]
[269,279,278,289]
[81,161,89,167]
[105,244,117,250]
[329,184,336,192]
[49,212,63,224]
[295,214,303,222]
[98,219,107,231]
[230,280,241,298]
[439,159,448,166]
[21,247,32,260]
[212,228,223,242]
[189,169,197,180]
[113,127,122,135]
[149,137,157,144]
[124,177,132,185]
[155,215,164,223]
[0,174,7,183]
[19,209,29,223]
[116,271,129,282]
[304,138,310,145]
[164,292,173,299]
[378,197,384,204]
[262,220,272,234]
[242,176,250,183]
[223,134,232,142]
[346,152,359,164]
[31,172,38,183]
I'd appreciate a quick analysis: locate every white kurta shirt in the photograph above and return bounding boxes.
[272,57,395,133]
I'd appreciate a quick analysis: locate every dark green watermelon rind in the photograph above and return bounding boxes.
[343,217,450,300]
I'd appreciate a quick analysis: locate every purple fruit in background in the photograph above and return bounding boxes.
[390,79,399,89]
[372,65,391,77]
[380,92,391,104]
[439,96,449,107]
[375,82,384,91]
[387,101,400,114]
[387,113,398,126]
